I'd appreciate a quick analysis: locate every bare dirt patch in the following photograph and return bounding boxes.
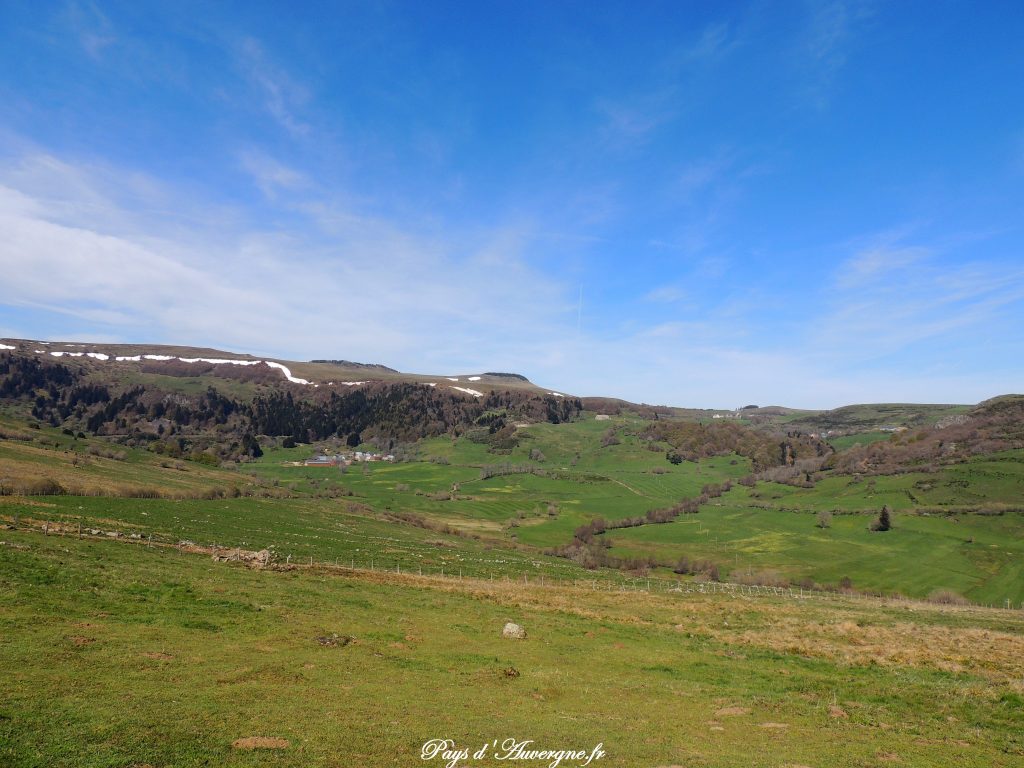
[714,706,750,716]
[231,737,290,750]
[142,652,173,660]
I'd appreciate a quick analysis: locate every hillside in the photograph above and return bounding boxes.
[0,338,555,395]
[3,339,1024,604]
[3,339,1024,766]
[786,402,971,433]
[0,342,582,464]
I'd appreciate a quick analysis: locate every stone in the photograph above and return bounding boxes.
[502,622,527,639]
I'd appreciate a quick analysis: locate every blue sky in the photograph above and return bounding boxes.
[1,1,1022,408]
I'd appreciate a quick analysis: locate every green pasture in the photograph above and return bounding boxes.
[0,495,587,583]
[4,411,1024,608]
[0,415,248,495]
[608,452,1024,603]
[1,531,1022,767]
[250,421,748,549]
[827,431,892,451]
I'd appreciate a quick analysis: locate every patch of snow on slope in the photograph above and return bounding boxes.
[0,343,15,350]
[263,360,310,385]
[468,376,481,381]
[452,386,484,397]
[340,381,365,386]
[33,347,314,386]
[548,392,564,397]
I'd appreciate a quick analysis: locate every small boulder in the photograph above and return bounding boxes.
[316,633,354,647]
[502,622,527,639]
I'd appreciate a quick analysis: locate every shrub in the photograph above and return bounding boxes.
[22,478,67,496]
[871,505,892,532]
[927,589,969,605]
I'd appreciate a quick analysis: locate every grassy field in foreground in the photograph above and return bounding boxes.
[1,530,1023,768]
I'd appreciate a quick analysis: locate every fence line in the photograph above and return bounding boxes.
[4,513,1021,612]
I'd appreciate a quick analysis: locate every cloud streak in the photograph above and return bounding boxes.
[0,147,571,375]
[236,38,312,137]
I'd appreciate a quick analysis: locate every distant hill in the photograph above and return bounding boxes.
[786,402,971,432]
[0,338,547,396]
[0,339,582,462]
[310,359,398,373]
[483,371,528,381]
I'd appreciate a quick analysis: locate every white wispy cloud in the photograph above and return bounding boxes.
[238,149,309,198]
[0,146,570,373]
[643,284,687,303]
[674,149,742,202]
[236,37,311,137]
[816,231,1024,359]
[595,94,677,145]
[800,0,873,106]
[6,150,1020,410]
[687,22,737,62]
[65,1,117,60]
[835,243,930,288]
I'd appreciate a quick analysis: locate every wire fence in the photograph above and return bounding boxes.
[5,512,1022,613]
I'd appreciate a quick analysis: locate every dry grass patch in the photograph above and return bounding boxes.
[716,617,1024,684]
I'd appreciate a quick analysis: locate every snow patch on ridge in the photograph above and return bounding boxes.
[263,360,310,385]
[451,386,484,398]
[32,347,314,386]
